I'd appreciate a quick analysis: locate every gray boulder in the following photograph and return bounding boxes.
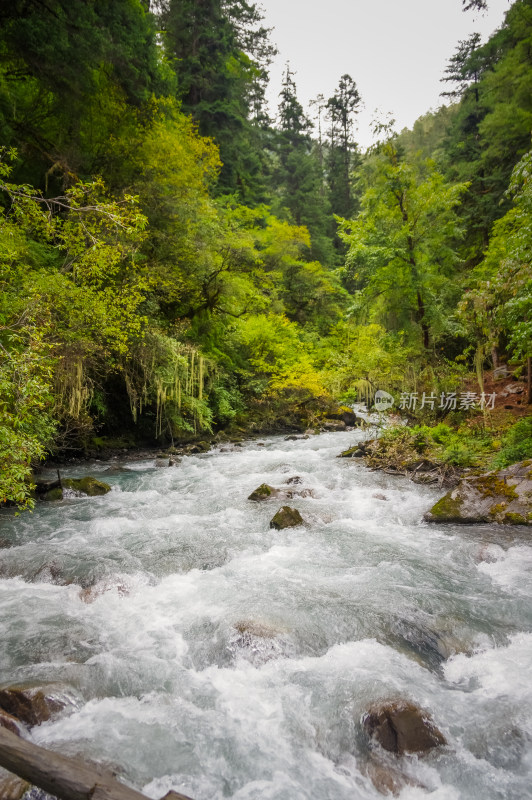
[425,460,532,525]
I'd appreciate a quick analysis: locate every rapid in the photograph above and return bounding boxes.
[1,429,531,800]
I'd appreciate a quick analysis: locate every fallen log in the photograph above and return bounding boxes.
[0,727,193,800]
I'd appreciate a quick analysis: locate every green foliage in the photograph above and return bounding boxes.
[458,146,532,361]
[339,138,468,349]
[0,321,56,509]
[492,417,532,467]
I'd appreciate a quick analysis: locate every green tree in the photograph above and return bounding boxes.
[339,138,468,350]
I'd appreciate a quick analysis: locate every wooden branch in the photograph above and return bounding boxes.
[0,727,193,800]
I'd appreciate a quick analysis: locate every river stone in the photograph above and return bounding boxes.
[62,477,111,496]
[338,445,365,458]
[425,460,532,525]
[322,420,347,431]
[362,701,446,755]
[325,406,359,426]
[0,709,25,736]
[270,506,304,529]
[0,684,73,727]
[234,620,283,638]
[248,483,279,502]
[79,576,130,603]
[0,770,30,800]
[41,487,63,502]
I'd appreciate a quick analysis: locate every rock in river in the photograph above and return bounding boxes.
[362,700,446,755]
[269,506,304,529]
[62,476,111,496]
[425,460,532,525]
[248,483,279,502]
[0,684,80,728]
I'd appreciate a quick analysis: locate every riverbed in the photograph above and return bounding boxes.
[1,430,531,799]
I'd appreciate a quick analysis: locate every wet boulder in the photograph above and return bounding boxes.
[230,620,288,666]
[234,620,283,638]
[270,506,304,529]
[325,406,359,426]
[79,576,130,604]
[362,700,446,755]
[0,684,78,727]
[0,709,25,736]
[425,460,532,525]
[62,477,111,497]
[248,483,279,502]
[322,420,347,432]
[338,445,365,458]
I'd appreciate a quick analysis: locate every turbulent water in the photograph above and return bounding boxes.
[1,430,532,800]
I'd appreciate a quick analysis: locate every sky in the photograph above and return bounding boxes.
[260,0,512,149]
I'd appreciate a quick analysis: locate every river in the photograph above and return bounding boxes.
[1,429,531,799]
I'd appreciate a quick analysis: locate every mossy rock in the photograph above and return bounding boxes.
[248,483,278,502]
[425,460,532,525]
[269,506,304,530]
[338,445,365,458]
[42,487,63,502]
[324,406,358,426]
[62,477,111,496]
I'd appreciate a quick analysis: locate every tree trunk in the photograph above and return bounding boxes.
[416,290,430,350]
[527,356,532,405]
[0,727,193,800]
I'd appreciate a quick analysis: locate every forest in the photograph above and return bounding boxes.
[1,0,531,509]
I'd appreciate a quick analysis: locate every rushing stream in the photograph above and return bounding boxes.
[1,429,532,799]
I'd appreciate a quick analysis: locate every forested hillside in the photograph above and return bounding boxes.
[1,0,531,508]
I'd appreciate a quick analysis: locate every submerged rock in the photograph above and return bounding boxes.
[425,460,532,525]
[269,506,304,529]
[233,620,283,638]
[373,493,388,501]
[362,756,422,797]
[248,483,279,502]
[0,684,76,727]
[362,700,446,755]
[230,620,288,665]
[79,576,130,604]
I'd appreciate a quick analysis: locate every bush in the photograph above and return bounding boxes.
[492,418,532,468]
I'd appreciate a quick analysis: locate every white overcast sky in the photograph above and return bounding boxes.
[260,0,512,149]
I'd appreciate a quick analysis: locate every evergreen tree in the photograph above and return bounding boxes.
[273,66,333,264]
[325,74,361,220]
[158,0,275,203]
[442,0,532,261]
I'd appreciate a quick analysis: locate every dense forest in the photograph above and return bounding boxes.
[1,0,531,508]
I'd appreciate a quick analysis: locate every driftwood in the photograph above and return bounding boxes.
[0,727,193,800]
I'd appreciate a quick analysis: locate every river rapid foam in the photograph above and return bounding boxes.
[1,430,531,799]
